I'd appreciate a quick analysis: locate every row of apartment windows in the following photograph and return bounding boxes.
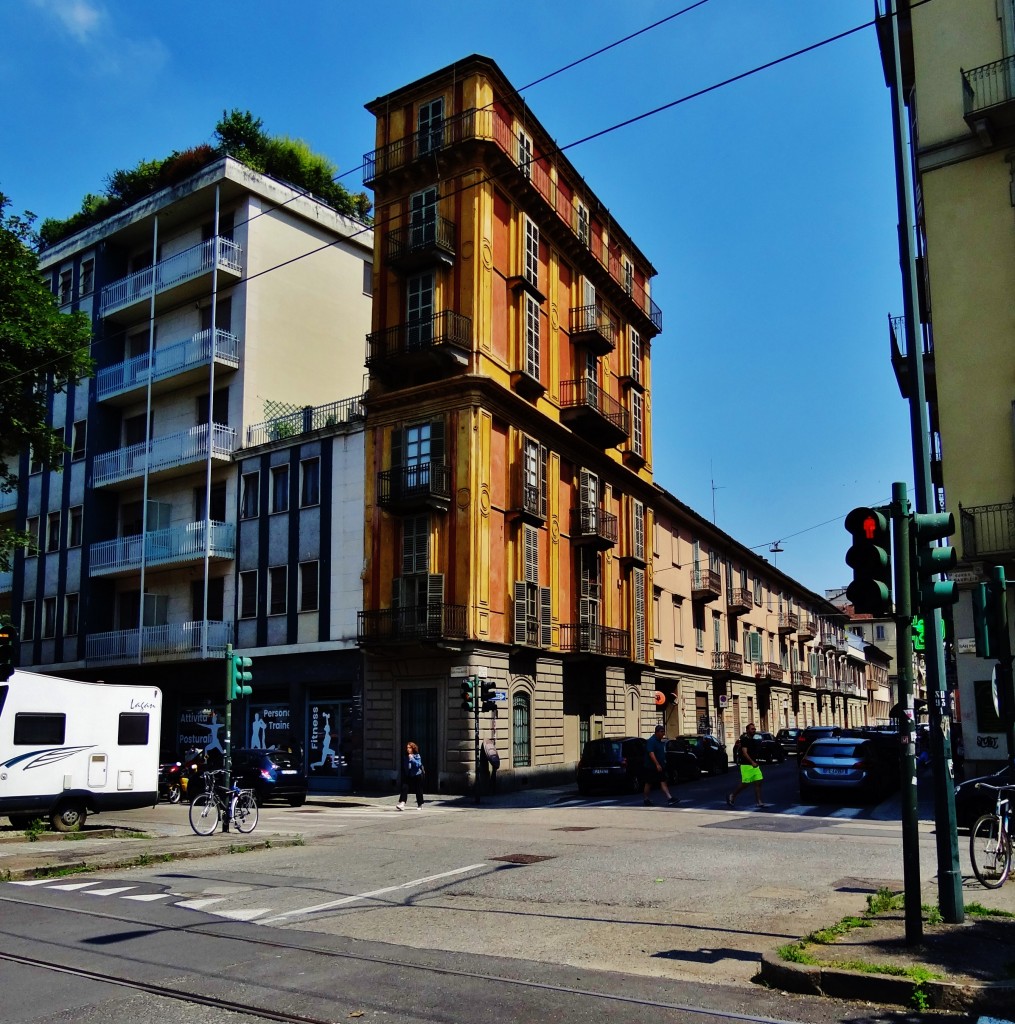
[21,593,79,641]
[25,506,84,554]
[30,421,86,474]
[56,259,95,305]
[240,458,320,519]
[238,562,319,618]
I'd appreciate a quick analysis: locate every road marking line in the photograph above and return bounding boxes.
[85,886,137,896]
[258,863,487,924]
[47,881,100,890]
[175,897,227,909]
[9,879,59,886]
[212,908,272,921]
[122,893,172,902]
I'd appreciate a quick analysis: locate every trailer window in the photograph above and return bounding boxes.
[13,713,66,745]
[118,712,150,746]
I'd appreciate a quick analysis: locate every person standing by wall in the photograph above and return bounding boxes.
[728,722,768,808]
[643,724,678,806]
[397,741,425,810]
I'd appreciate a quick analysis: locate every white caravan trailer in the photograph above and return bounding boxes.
[0,670,161,831]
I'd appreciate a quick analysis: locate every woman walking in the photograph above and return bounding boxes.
[397,741,425,810]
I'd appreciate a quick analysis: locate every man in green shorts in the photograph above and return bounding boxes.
[727,722,768,808]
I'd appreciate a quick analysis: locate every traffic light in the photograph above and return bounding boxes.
[911,615,926,652]
[480,680,497,713]
[226,649,253,700]
[912,511,958,614]
[460,677,476,713]
[0,624,15,682]
[845,507,893,615]
[972,567,1008,660]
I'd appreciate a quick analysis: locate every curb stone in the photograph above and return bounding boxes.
[758,951,1015,1013]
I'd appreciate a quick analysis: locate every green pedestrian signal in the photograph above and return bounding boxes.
[911,616,926,652]
[844,507,893,615]
[460,677,476,712]
[226,647,253,700]
[912,511,958,614]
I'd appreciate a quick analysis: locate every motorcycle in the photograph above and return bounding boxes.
[158,760,184,803]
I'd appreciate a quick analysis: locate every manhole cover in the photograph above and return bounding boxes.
[552,826,596,832]
[491,854,556,864]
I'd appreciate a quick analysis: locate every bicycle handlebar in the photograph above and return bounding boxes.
[974,782,1015,793]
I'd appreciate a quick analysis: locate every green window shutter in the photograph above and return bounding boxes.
[513,580,528,645]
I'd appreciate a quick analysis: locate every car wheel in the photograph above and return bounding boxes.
[51,801,87,833]
[287,795,306,807]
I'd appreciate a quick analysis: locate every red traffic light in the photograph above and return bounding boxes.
[862,515,877,540]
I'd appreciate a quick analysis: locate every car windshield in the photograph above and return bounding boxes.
[584,741,622,762]
[810,742,863,759]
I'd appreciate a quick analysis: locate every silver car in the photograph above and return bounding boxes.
[798,737,895,803]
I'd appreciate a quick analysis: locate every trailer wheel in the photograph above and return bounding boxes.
[51,801,87,833]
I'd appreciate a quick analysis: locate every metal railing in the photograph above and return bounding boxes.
[712,651,743,674]
[727,587,753,612]
[357,604,467,643]
[386,216,456,264]
[962,56,1015,119]
[569,304,616,349]
[100,237,243,317]
[363,107,661,332]
[558,622,629,657]
[366,311,472,366]
[90,520,235,576]
[691,567,722,596]
[559,378,629,436]
[778,612,799,633]
[93,423,236,487]
[960,499,1015,559]
[792,670,813,688]
[377,463,452,506]
[245,394,366,448]
[756,662,784,683]
[96,329,239,401]
[570,505,619,545]
[85,619,231,664]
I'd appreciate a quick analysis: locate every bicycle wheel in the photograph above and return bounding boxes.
[189,793,221,836]
[231,791,258,834]
[970,813,1011,888]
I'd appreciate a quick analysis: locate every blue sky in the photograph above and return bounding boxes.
[2,0,913,597]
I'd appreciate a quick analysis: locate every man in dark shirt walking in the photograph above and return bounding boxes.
[643,724,678,807]
[727,722,768,809]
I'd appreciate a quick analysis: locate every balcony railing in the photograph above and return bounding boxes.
[100,237,243,319]
[357,604,467,644]
[777,613,799,635]
[797,618,817,641]
[960,499,1015,560]
[0,570,11,593]
[791,670,813,688]
[712,651,743,674]
[962,56,1015,131]
[96,329,239,403]
[570,505,618,547]
[90,520,235,577]
[377,462,452,510]
[815,675,834,691]
[755,662,785,683]
[888,314,934,402]
[93,423,236,487]
[363,107,662,334]
[386,216,456,269]
[569,304,615,355]
[559,377,629,448]
[245,394,366,448]
[559,622,629,658]
[366,311,472,371]
[727,588,753,615]
[691,568,721,602]
[85,619,231,664]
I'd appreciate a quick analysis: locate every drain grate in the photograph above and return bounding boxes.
[491,853,556,864]
[552,826,596,832]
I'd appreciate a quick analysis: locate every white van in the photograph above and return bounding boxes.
[0,670,162,831]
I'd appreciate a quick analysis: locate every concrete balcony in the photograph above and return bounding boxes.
[756,662,785,683]
[377,463,452,513]
[727,588,753,616]
[777,612,799,635]
[89,520,235,578]
[92,423,236,489]
[962,56,1015,141]
[691,568,722,603]
[85,619,231,664]
[791,670,813,689]
[712,651,743,674]
[96,329,239,404]
[797,618,817,642]
[99,237,243,322]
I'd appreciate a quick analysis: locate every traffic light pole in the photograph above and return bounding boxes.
[891,484,922,945]
[224,644,234,832]
[473,685,481,805]
[885,0,963,924]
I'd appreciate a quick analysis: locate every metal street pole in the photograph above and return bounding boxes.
[223,643,233,833]
[474,678,482,805]
[892,483,922,945]
[884,0,963,922]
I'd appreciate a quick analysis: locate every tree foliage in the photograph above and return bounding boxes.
[0,193,93,569]
[38,111,372,248]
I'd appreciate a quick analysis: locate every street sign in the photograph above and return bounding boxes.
[490,691,507,702]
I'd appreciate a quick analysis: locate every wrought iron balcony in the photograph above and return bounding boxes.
[85,619,231,664]
[727,588,753,616]
[92,423,236,488]
[756,662,785,683]
[386,216,456,271]
[96,329,239,404]
[791,670,813,689]
[99,237,242,321]
[819,627,840,650]
[570,505,618,548]
[888,314,934,403]
[512,481,546,524]
[569,304,615,356]
[960,499,1015,561]
[89,520,235,578]
[777,612,799,635]
[245,394,366,447]
[559,622,629,658]
[691,568,721,602]
[377,462,452,512]
[712,651,743,674]
[366,311,471,383]
[357,603,467,644]
[797,618,817,642]
[559,378,629,449]
[815,674,834,691]
[962,56,1015,137]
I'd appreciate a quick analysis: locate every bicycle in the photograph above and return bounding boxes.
[969,782,1013,888]
[188,769,258,836]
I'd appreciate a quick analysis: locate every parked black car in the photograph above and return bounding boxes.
[954,763,1015,830]
[775,728,802,756]
[664,740,703,782]
[230,748,308,806]
[576,737,646,795]
[753,731,787,763]
[669,734,729,775]
[795,725,841,756]
[798,736,898,803]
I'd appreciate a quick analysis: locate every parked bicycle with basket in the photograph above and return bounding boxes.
[188,769,258,836]
[969,782,1013,888]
